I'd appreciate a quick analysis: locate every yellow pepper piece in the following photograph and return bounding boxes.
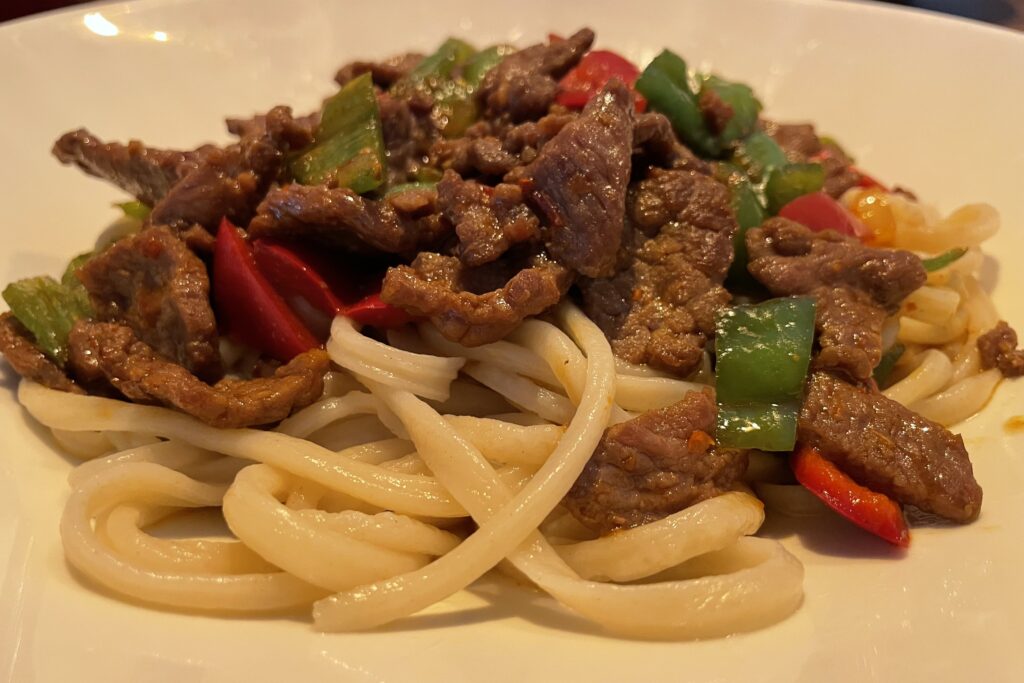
[848,188,897,246]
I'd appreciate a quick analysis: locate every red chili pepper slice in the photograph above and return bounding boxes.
[345,292,413,328]
[213,219,318,362]
[778,191,871,241]
[791,444,910,548]
[556,50,647,112]
[253,240,346,318]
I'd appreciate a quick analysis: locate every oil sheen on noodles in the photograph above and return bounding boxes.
[19,303,803,638]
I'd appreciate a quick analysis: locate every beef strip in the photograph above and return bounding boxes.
[698,89,734,136]
[430,113,577,179]
[149,106,313,230]
[381,251,572,346]
[68,320,328,428]
[378,91,437,184]
[522,80,635,278]
[77,227,222,383]
[977,321,1024,377]
[632,112,711,174]
[763,120,860,199]
[334,52,424,88]
[52,129,199,206]
[248,183,448,256]
[581,167,736,376]
[0,312,83,393]
[564,389,748,534]
[798,372,982,522]
[746,218,925,380]
[477,28,593,122]
[436,170,540,266]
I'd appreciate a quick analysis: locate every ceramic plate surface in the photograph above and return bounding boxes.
[1,1,1023,680]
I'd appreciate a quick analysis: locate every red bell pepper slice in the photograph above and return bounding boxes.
[556,50,647,112]
[345,293,413,328]
[778,191,871,241]
[791,444,910,548]
[213,219,318,362]
[252,240,346,317]
[252,238,412,330]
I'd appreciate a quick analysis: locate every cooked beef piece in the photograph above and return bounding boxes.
[68,321,328,428]
[178,224,217,254]
[798,372,983,522]
[581,168,736,376]
[77,227,222,383]
[698,89,734,136]
[746,218,925,380]
[564,390,748,534]
[334,52,424,87]
[381,251,572,346]
[632,112,710,174]
[763,120,860,199]
[522,80,634,278]
[378,92,437,184]
[814,287,887,381]
[148,106,312,231]
[431,113,577,179]
[477,28,593,121]
[52,129,199,206]
[0,313,83,393]
[225,108,318,148]
[977,321,1024,377]
[437,170,540,266]
[248,183,448,256]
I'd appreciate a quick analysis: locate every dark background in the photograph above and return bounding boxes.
[1,0,1023,28]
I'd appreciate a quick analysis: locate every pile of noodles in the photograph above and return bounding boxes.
[15,191,1004,638]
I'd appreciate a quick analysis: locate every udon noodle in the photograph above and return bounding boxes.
[13,188,1004,638]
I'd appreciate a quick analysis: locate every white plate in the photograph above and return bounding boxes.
[2,0,1024,680]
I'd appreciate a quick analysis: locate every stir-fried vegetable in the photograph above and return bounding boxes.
[290,73,387,192]
[213,219,318,362]
[698,74,760,144]
[791,444,910,547]
[765,163,825,215]
[556,50,647,111]
[461,45,512,86]
[399,38,476,89]
[2,261,94,366]
[252,239,411,329]
[635,50,720,157]
[778,191,868,239]
[715,297,816,451]
[716,164,766,285]
[845,187,897,246]
[731,130,787,182]
[921,247,968,272]
[116,200,151,221]
[393,38,482,139]
[873,342,906,385]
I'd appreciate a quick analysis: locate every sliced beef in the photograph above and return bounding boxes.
[798,372,983,522]
[149,106,313,230]
[248,183,448,256]
[225,108,318,147]
[763,120,860,199]
[581,168,736,376]
[522,80,634,278]
[77,227,222,383]
[431,113,577,179]
[632,112,710,174]
[381,251,571,346]
[52,129,198,206]
[564,390,747,534]
[746,218,925,380]
[977,321,1024,377]
[378,91,437,184]
[437,170,539,267]
[335,52,424,88]
[68,321,328,428]
[0,313,83,393]
[477,28,593,122]
[698,89,734,136]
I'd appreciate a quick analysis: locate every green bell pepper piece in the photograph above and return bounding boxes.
[715,296,816,451]
[731,130,788,183]
[3,273,93,366]
[765,162,825,215]
[715,164,766,286]
[699,74,762,145]
[635,50,721,157]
